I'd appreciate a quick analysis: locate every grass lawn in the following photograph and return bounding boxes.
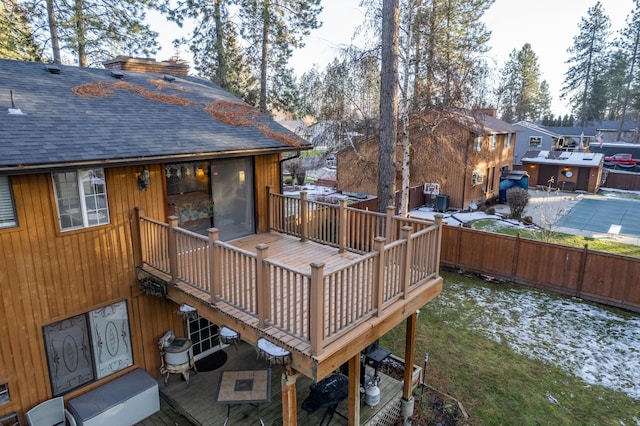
[380,271,640,425]
[469,218,640,258]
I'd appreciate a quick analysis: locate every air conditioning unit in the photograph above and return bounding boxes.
[471,171,485,186]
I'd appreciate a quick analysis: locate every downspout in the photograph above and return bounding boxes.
[280,151,300,194]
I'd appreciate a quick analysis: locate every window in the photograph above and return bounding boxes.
[529,136,542,146]
[0,176,17,229]
[471,170,485,186]
[489,134,497,150]
[473,137,483,152]
[53,169,109,231]
[0,383,9,405]
[505,133,512,148]
[43,301,133,396]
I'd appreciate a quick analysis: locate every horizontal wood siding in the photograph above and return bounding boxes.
[0,165,182,420]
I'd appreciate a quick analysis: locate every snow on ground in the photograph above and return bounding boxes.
[438,281,640,400]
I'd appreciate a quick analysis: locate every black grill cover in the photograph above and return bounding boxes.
[302,374,348,413]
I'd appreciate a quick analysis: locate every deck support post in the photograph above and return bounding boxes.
[208,228,220,304]
[300,192,308,242]
[400,226,413,299]
[281,367,300,426]
[168,215,179,284]
[309,262,325,355]
[403,311,418,401]
[347,352,361,425]
[373,237,386,316]
[338,199,347,253]
[385,205,395,241]
[256,244,270,328]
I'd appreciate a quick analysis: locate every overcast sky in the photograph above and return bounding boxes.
[151,0,635,116]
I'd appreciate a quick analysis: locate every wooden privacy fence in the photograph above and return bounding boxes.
[440,224,640,313]
[136,202,443,355]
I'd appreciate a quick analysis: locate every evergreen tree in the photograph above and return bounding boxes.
[561,1,612,126]
[238,0,322,113]
[535,80,552,122]
[602,50,628,119]
[616,0,640,138]
[496,43,543,122]
[28,0,160,66]
[0,0,42,61]
[164,0,255,102]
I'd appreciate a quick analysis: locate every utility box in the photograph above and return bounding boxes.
[435,195,449,212]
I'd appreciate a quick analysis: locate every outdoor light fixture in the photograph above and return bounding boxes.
[196,167,205,178]
[238,170,245,183]
[138,168,150,190]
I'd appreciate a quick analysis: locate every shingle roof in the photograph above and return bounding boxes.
[0,59,309,172]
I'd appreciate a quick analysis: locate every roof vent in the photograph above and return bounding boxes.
[110,71,124,79]
[7,90,26,115]
[163,74,176,82]
[44,64,61,74]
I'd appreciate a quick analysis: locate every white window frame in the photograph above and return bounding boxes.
[473,137,483,152]
[505,133,512,148]
[53,168,110,231]
[489,134,497,150]
[529,136,542,146]
[472,170,485,186]
[0,176,17,229]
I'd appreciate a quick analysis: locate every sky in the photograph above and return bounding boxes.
[150,0,635,117]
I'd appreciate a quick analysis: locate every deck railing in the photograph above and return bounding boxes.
[136,195,442,355]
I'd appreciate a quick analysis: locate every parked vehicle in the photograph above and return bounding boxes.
[604,153,640,168]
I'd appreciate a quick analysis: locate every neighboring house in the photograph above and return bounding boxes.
[0,57,442,425]
[519,150,604,192]
[337,108,518,210]
[544,120,638,144]
[512,121,560,165]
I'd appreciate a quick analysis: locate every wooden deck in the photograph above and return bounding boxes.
[155,341,403,426]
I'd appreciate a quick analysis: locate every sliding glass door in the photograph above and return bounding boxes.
[210,157,255,241]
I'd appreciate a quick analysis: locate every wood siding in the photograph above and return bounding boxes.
[0,155,285,421]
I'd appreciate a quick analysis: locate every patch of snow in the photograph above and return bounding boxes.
[440,281,640,400]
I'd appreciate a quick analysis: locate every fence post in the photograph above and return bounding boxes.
[385,206,395,242]
[256,244,270,328]
[300,192,308,242]
[168,215,179,284]
[434,214,443,274]
[310,262,325,355]
[400,226,413,298]
[511,233,521,281]
[373,237,386,316]
[576,244,588,297]
[134,206,145,267]
[208,228,220,304]
[338,199,347,253]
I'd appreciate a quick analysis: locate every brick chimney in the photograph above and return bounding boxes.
[473,108,497,117]
[103,56,189,76]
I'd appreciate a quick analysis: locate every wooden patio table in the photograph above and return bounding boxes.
[214,369,272,426]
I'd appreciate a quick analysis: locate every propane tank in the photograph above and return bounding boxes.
[365,382,381,407]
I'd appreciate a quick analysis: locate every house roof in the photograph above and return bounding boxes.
[521,150,604,167]
[0,58,309,173]
[514,121,559,138]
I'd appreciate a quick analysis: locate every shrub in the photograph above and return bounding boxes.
[485,206,496,215]
[506,187,529,220]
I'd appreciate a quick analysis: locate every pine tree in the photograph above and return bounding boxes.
[616,0,640,138]
[28,0,160,66]
[0,0,42,61]
[602,50,628,119]
[238,0,321,113]
[561,1,612,126]
[164,0,255,102]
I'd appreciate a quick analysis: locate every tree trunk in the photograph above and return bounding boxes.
[75,0,87,67]
[46,0,61,64]
[259,0,270,113]
[377,0,400,213]
[213,0,228,88]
